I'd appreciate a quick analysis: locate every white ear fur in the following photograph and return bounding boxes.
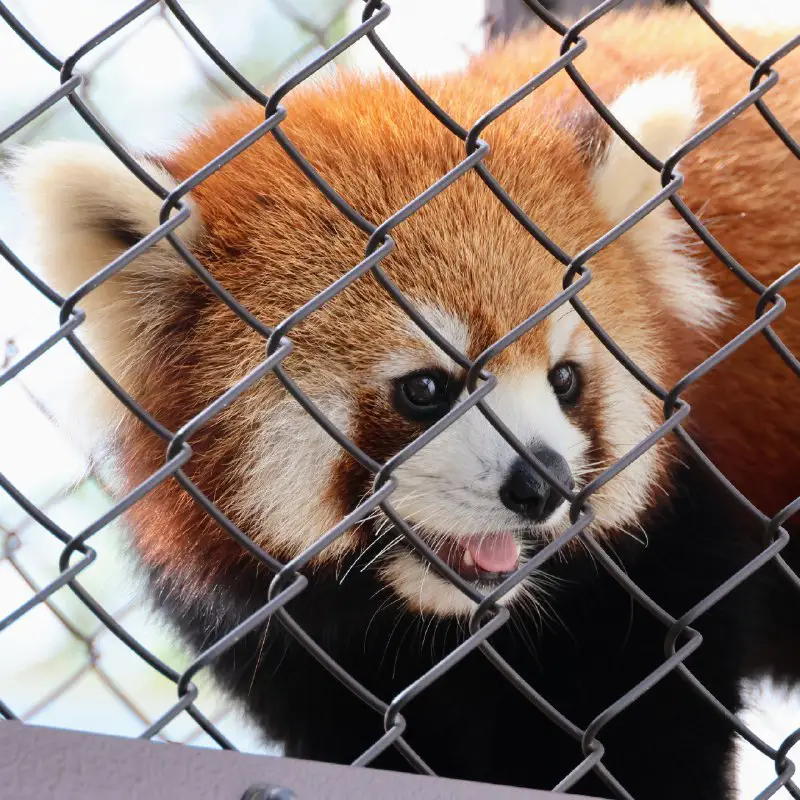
[11,140,201,297]
[592,70,701,223]
[10,141,203,452]
[590,71,726,331]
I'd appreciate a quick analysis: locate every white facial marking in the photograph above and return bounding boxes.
[548,306,582,364]
[388,370,588,539]
[233,391,352,561]
[381,552,527,616]
[589,357,661,529]
[373,302,470,381]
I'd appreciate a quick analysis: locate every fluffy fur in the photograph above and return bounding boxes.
[12,8,799,797]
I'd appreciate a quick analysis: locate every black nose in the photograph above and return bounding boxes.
[499,448,574,521]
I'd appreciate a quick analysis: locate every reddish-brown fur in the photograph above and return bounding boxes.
[109,10,797,593]
[474,14,800,527]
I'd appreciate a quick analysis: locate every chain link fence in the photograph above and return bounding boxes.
[0,0,798,798]
[0,0,374,754]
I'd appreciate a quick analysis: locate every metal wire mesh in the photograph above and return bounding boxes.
[0,0,363,752]
[0,0,798,797]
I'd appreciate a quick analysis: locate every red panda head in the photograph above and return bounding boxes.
[13,63,724,616]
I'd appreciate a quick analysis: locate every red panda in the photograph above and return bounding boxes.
[12,9,799,799]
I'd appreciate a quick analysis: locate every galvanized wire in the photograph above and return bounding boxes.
[0,0,797,796]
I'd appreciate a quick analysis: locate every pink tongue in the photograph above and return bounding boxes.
[465,533,520,573]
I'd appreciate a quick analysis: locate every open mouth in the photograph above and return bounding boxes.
[432,532,521,585]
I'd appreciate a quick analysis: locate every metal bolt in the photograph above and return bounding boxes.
[241,784,296,800]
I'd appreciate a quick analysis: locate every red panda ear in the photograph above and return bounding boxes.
[585,71,725,332]
[10,141,203,448]
[590,70,701,224]
[11,140,201,298]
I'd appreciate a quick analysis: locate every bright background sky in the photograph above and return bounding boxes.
[0,1,797,797]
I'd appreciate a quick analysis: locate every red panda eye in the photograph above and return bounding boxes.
[405,375,440,405]
[548,363,581,404]
[394,370,453,422]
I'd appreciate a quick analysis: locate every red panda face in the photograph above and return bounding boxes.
[184,247,666,616]
[335,305,657,615]
[14,63,724,616]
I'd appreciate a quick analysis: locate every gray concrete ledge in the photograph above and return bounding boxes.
[0,720,599,800]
